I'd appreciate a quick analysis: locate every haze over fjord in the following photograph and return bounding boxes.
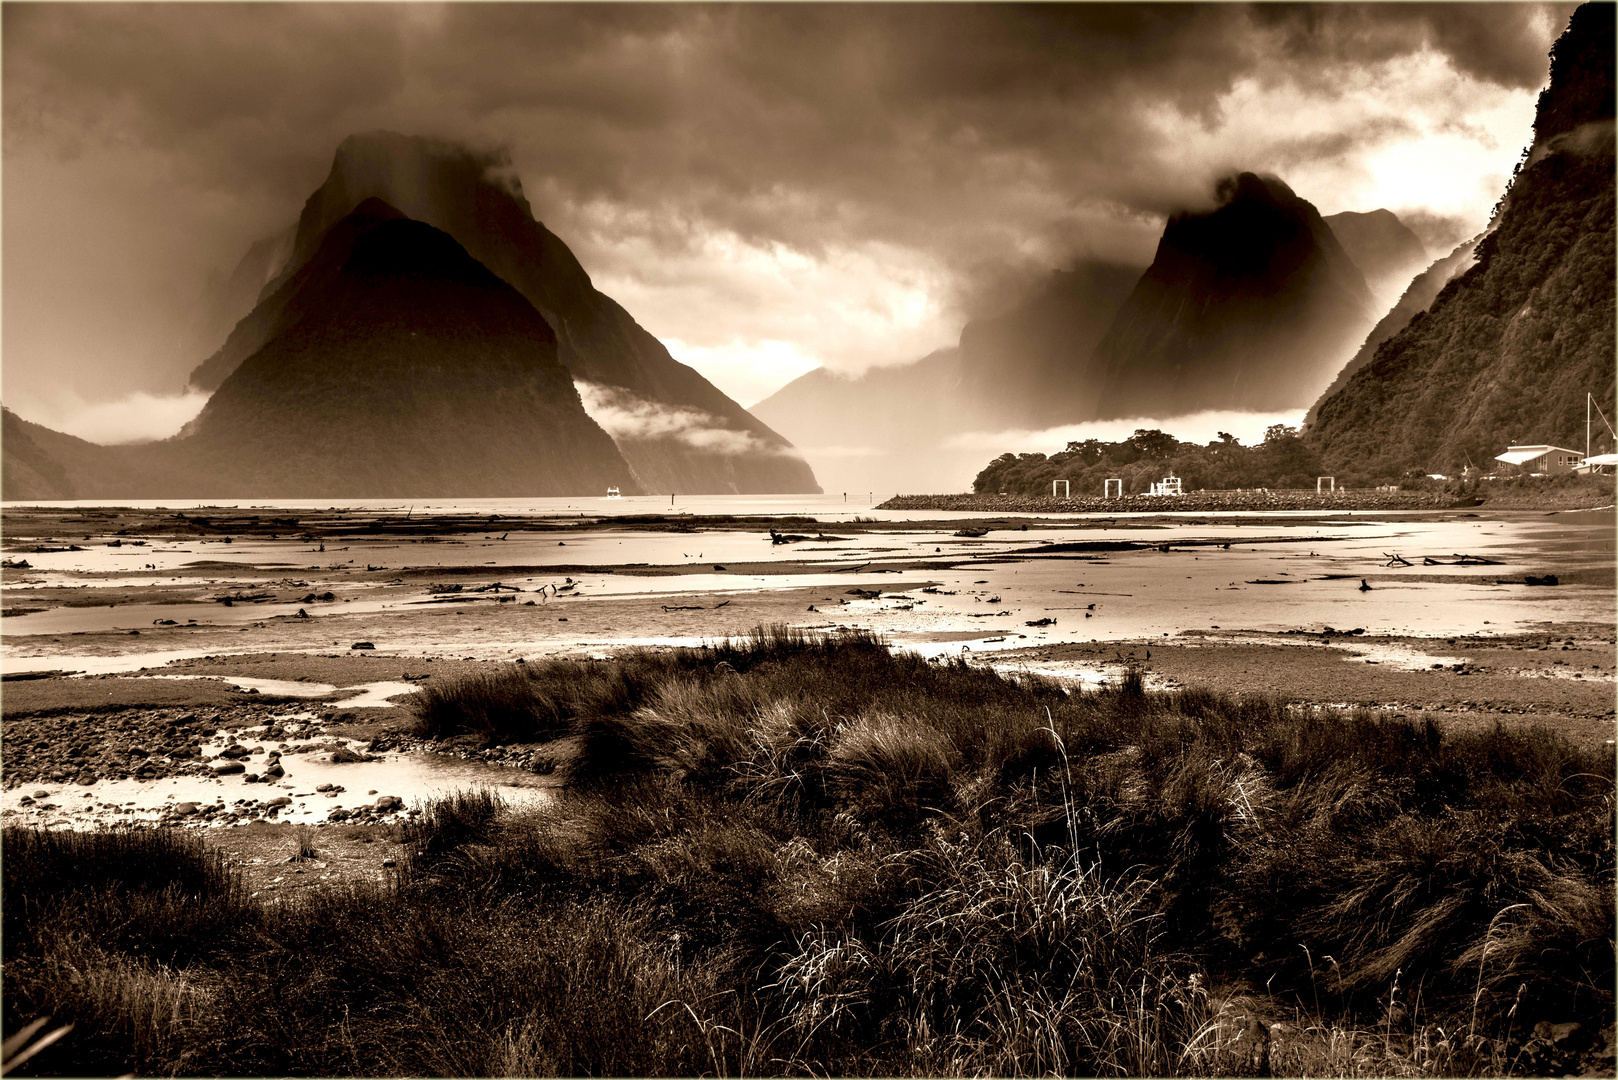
[3,3,1569,491]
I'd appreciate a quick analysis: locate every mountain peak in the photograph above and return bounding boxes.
[186,131,818,494]
[1091,172,1374,418]
[1533,1,1616,145]
[1213,171,1295,207]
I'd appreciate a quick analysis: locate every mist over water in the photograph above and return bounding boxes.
[11,389,211,445]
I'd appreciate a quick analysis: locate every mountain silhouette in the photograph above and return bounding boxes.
[4,202,639,498]
[1090,172,1376,419]
[191,132,817,494]
[180,200,637,497]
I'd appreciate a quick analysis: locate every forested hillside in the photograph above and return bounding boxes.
[1307,2,1616,479]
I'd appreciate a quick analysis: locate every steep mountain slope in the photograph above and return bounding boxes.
[1308,2,1615,478]
[751,261,1143,491]
[176,201,636,497]
[190,132,816,494]
[1090,173,1376,419]
[1323,209,1427,307]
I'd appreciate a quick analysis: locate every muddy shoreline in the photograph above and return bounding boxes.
[4,503,1612,848]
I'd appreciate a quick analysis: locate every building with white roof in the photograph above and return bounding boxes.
[1493,445,1585,474]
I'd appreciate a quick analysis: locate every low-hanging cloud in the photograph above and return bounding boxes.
[575,380,790,458]
[10,389,211,445]
[1,3,1573,409]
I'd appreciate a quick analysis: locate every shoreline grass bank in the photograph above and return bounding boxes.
[5,627,1613,1076]
[880,490,1469,513]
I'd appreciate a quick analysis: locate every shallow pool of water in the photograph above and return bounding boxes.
[1,733,553,830]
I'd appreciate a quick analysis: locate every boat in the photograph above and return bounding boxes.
[603,487,622,499]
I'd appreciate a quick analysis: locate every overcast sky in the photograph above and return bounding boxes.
[3,2,1570,440]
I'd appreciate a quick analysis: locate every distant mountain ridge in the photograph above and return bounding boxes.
[191,131,817,495]
[1307,1,1616,478]
[1322,209,1427,307]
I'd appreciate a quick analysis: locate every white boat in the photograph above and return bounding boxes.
[603,487,622,499]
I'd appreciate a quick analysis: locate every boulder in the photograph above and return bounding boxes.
[374,795,404,812]
[174,802,200,816]
[212,760,246,775]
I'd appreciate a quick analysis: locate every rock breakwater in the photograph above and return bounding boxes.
[879,490,1468,513]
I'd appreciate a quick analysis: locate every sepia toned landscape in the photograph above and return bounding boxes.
[2,3,1614,1078]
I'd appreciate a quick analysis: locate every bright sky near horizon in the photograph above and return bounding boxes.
[2,2,1569,440]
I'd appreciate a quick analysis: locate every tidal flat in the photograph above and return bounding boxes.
[2,499,1613,1076]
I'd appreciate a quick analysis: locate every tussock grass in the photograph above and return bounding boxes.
[9,626,1613,1077]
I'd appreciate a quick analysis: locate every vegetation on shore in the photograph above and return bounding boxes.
[973,425,1331,496]
[5,627,1613,1076]
[961,424,1613,510]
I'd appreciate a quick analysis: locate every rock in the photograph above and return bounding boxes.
[382,856,397,868]
[266,796,292,808]
[244,774,260,783]
[32,790,48,799]
[76,771,98,786]
[174,802,200,816]
[351,642,376,650]
[221,744,251,759]
[264,763,285,778]
[374,795,404,812]
[330,747,365,764]
[328,808,351,821]
[212,760,246,775]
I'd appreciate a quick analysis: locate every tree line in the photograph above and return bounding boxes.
[972,426,1332,495]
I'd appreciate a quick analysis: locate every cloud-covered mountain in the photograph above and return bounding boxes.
[1089,173,1376,420]
[190,131,818,495]
[4,201,640,498]
[1308,1,1616,478]
[176,200,636,497]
